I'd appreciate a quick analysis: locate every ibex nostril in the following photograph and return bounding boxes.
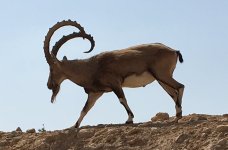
[47,83,52,89]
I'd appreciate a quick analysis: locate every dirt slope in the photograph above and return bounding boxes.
[0,113,227,150]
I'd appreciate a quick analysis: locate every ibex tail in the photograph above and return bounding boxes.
[176,51,184,63]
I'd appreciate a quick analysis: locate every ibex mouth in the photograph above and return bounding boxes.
[47,84,52,90]
[47,80,54,90]
[51,85,60,103]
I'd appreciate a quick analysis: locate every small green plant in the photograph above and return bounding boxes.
[38,124,46,132]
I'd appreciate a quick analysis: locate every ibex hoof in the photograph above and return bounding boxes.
[174,114,182,123]
[173,118,180,123]
[125,120,133,124]
[176,112,182,118]
[75,122,79,128]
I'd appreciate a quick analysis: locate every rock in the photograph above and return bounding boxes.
[11,136,21,144]
[175,133,188,143]
[78,129,95,138]
[216,125,228,133]
[0,114,227,150]
[16,127,22,132]
[189,115,207,122]
[210,138,228,150]
[128,138,146,146]
[138,121,152,127]
[207,116,218,121]
[177,116,190,123]
[0,140,8,146]
[127,127,142,136]
[217,138,228,148]
[202,127,211,134]
[151,127,158,131]
[151,112,169,122]
[223,114,228,118]
[8,131,18,138]
[221,117,228,122]
[201,133,207,138]
[26,128,36,133]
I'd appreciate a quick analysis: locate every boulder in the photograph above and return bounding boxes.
[216,125,228,133]
[16,127,22,132]
[151,112,169,122]
[26,128,36,133]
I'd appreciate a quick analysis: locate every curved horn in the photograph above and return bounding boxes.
[43,20,86,65]
[52,32,95,56]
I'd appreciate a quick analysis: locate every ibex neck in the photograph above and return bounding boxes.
[61,59,94,87]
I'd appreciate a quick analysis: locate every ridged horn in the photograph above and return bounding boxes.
[43,20,86,65]
[52,32,95,56]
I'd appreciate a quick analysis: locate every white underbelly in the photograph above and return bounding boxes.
[122,71,155,88]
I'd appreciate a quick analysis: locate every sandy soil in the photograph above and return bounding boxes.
[0,113,227,150]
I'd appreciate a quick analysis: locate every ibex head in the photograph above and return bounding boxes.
[43,20,95,103]
[47,56,66,103]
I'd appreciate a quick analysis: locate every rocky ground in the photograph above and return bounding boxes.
[0,113,227,150]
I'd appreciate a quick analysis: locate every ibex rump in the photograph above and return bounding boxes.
[44,20,184,128]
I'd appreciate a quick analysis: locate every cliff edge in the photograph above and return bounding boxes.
[0,113,227,150]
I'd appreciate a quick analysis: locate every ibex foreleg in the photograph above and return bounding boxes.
[75,92,103,128]
[113,87,134,124]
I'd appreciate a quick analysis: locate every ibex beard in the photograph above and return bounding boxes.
[51,84,60,103]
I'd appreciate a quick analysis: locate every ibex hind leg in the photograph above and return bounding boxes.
[158,81,183,120]
[149,70,184,120]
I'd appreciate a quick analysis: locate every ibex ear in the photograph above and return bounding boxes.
[63,56,68,61]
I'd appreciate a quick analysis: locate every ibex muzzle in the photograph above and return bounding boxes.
[44,20,184,128]
[47,73,60,103]
[47,73,53,90]
[47,62,64,103]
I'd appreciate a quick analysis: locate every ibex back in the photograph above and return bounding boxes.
[44,20,184,128]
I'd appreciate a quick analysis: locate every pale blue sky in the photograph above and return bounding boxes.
[0,1,227,131]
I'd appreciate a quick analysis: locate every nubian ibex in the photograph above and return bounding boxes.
[44,20,184,128]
